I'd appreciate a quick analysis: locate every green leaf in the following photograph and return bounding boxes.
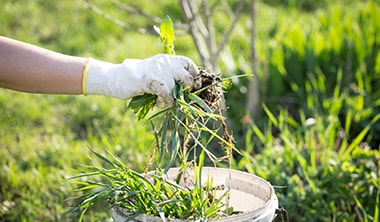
[127,94,157,120]
[188,93,212,113]
[262,104,279,127]
[159,15,175,55]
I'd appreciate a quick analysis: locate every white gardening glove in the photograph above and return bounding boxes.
[83,54,201,108]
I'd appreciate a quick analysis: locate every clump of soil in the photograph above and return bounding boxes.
[193,69,223,109]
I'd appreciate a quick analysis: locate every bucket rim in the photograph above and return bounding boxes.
[111,167,278,222]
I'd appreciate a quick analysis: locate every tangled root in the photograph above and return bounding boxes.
[192,69,223,110]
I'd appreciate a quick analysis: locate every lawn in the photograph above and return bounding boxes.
[1,0,379,221]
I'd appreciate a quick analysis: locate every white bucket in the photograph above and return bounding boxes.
[111,167,278,222]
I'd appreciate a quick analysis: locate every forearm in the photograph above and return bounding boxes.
[0,36,86,94]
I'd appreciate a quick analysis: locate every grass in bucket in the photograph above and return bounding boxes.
[69,16,242,221]
[69,71,238,221]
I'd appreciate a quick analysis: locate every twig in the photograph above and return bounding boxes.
[84,1,152,34]
[110,0,162,24]
[212,0,246,62]
[202,0,216,60]
[172,113,218,162]
[217,97,234,208]
[109,0,189,31]
[85,0,189,35]
[180,0,211,68]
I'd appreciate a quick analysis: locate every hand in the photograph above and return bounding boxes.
[85,54,201,108]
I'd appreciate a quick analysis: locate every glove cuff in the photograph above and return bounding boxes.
[83,58,145,99]
[84,58,117,96]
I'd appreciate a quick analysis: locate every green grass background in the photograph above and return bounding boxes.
[1,0,379,221]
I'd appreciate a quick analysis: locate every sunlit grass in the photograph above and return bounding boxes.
[0,90,154,220]
[1,0,379,221]
[235,67,380,221]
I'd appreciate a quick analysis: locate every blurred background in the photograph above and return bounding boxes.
[0,0,379,221]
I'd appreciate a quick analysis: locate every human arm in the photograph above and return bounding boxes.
[0,36,85,94]
[0,36,201,107]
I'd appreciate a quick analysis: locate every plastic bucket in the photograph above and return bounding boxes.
[111,167,278,222]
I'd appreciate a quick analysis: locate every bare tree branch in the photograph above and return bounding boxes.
[186,0,209,39]
[109,0,189,31]
[180,0,211,69]
[86,0,189,35]
[179,0,246,73]
[110,0,162,24]
[221,0,235,18]
[212,0,245,63]
[202,0,216,61]
[85,1,153,34]
[86,0,249,79]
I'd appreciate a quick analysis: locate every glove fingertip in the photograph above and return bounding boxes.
[178,56,202,90]
[180,56,199,74]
